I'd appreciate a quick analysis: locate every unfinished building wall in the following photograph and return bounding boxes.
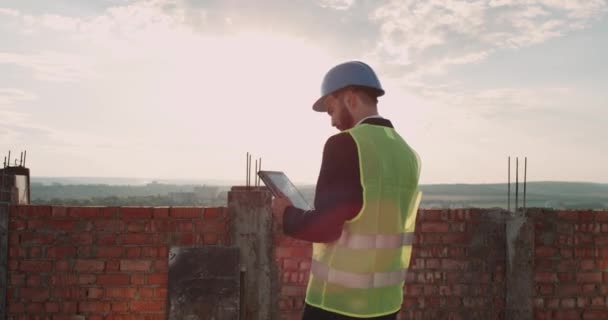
[6,205,230,319]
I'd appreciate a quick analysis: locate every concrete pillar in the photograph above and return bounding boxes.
[1,166,28,320]
[0,204,7,320]
[168,247,241,319]
[505,210,534,319]
[228,186,278,320]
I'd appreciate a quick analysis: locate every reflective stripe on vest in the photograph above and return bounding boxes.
[336,231,414,249]
[311,260,408,289]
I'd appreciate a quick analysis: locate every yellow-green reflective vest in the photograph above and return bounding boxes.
[305,123,422,318]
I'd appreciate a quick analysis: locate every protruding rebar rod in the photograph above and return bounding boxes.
[508,156,511,212]
[23,150,26,166]
[524,157,527,212]
[515,157,519,213]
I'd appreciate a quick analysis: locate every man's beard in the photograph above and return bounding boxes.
[337,103,355,131]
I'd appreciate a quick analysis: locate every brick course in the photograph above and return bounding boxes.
[7,205,229,319]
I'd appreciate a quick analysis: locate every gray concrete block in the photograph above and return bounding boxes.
[168,246,241,320]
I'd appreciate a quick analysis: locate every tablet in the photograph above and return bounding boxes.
[257,170,313,211]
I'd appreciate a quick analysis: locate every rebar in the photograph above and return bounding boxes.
[515,157,519,213]
[524,157,527,212]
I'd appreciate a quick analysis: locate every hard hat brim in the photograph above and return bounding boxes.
[312,96,328,112]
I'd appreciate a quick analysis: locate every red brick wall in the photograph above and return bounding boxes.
[274,209,507,320]
[533,210,608,320]
[6,205,229,320]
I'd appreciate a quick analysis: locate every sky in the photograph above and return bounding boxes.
[0,0,607,185]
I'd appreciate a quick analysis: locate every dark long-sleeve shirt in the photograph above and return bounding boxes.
[282,117,395,243]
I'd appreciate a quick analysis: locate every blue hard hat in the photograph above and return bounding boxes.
[312,61,385,112]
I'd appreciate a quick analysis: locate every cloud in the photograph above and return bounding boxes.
[0,88,36,107]
[370,0,608,79]
[0,7,20,17]
[0,51,94,83]
[316,0,355,10]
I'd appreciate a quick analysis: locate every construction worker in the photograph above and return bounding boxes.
[272,61,422,319]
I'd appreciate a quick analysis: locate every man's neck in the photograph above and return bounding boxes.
[355,114,382,126]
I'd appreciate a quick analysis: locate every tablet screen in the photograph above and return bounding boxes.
[257,170,313,211]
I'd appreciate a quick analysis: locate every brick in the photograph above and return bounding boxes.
[441,259,468,271]
[47,246,78,259]
[584,311,608,320]
[8,301,23,313]
[97,246,124,258]
[127,220,150,232]
[170,220,195,232]
[197,221,227,233]
[130,301,163,312]
[106,260,120,272]
[126,247,142,258]
[86,287,104,299]
[80,274,97,285]
[558,211,579,222]
[122,233,154,245]
[152,207,169,218]
[20,233,55,245]
[131,274,146,285]
[557,284,581,296]
[536,246,558,258]
[154,259,168,272]
[111,302,129,312]
[421,222,449,233]
[203,207,220,220]
[535,272,558,283]
[78,301,111,313]
[579,210,595,222]
[155,288,167,299]
[558,272,574,282]
[9,219,27,230]
[141,246,167,258]
[10,274,25,286]
[26,274,43,286]
[25,302,44,313]
[49,219,77,231]
[147,273,167,285]
[577,272,602,283]
[55,260,71,272]
[53,287,84,299]
[139,287,155,299]
[29,246,42,258]
[20,287,50,301]
[96,234,117,245]
[580,259,596,270]
[94,220,125,232]
[106,287,138,299]
[70,233,94,245]
[120,260,152,272]
[555,310,581,320]
[561,298,576,308]
[97,274,130,286]
[575,248,597,258]
[69,207,102,219]
[120,207,153,219]
[51,273,79,287]
[202,232,218,244]
[75,260,105,272]
[175,233,197,245]
[20,260,53,273]
[18,205,52,218]
[169,207,202,218]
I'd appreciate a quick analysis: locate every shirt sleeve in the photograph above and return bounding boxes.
[282,132,363,243]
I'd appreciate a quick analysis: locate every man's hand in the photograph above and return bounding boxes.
[272,193,293,223]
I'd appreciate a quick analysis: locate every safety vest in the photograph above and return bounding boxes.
[305,124,422,317]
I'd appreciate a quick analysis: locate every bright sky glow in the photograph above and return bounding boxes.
[1,0,607,184]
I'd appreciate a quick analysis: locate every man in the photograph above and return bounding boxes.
[272,61,422,320]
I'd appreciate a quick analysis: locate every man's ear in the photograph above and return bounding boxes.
[345,89,358,111]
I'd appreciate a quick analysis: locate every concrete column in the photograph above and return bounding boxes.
[505,210,534,319]
[0,203,7,320]
[228,186,278,320]
[1,168,21,320]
